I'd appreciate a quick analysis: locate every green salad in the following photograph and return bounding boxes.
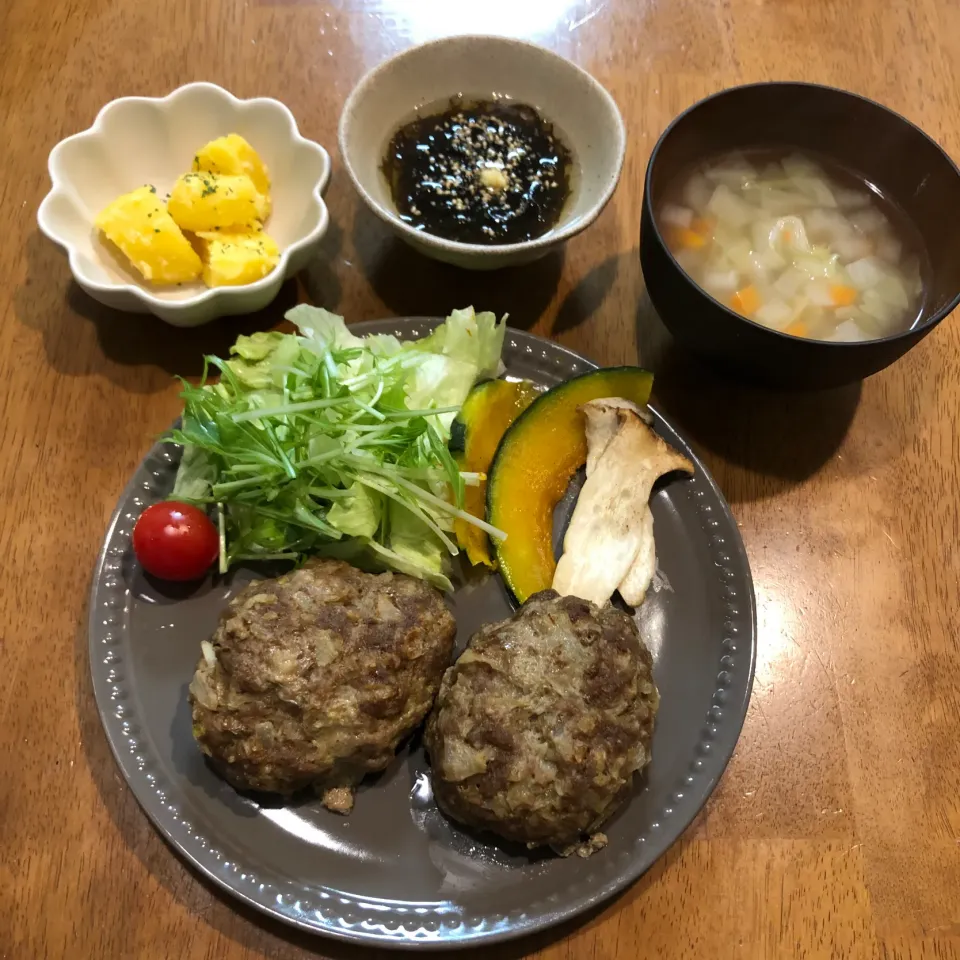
[168,305,507,590]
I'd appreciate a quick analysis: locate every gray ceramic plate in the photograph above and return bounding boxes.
[89,320,756,948]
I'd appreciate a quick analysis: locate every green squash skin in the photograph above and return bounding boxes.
[486,365,654,600]
[448,379,503,455]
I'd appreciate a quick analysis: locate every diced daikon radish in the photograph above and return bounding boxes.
[746,251,774,282]
[806,278,835,306]
[660,204,694,228]
[683,173,713,212]
[861,289,898,325]
[875,274,909,309]
[754,299,794,329]
[702,269,740,295]
[756,247,787,273]
[707,184,755,228]
[854,305,891,338]
[673,248,703,274]
[846,257,886,289]
[720,237,753,273]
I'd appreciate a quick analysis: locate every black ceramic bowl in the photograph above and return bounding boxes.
[640,82,960,389]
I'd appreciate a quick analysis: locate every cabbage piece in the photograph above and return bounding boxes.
[707,184,755,228]
[850,208,890,236]
[704,157,757,189]
[794,248,841,280]
[790,176,837,207]
[773,216,812,254]
[751,217,777,252]
[782,154,821,179]
[774,267,809,298]
[757,186,816,215]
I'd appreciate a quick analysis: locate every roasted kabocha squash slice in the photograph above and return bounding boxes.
[486,367,654,602]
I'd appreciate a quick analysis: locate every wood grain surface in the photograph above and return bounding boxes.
[2,0,959,957]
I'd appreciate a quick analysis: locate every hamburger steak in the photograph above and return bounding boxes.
[425,590,659,856]
[190,559,456,812]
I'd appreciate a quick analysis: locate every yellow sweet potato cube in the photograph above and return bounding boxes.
[167,172,268,232]
[193,134,271,215]
[196,228,280,287]
[95,185,202,284]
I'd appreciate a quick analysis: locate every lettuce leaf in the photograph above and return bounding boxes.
[326,482,381,538]
[225,331,301,389]
[167,305,508,585]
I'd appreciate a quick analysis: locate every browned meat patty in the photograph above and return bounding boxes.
[424,590,658,856]
[190,558,456,811]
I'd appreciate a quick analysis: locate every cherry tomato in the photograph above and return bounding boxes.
[133,502,219,581]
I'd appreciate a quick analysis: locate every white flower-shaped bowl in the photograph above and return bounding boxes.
[38,83,331,327]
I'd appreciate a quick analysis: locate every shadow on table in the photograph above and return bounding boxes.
[636,292,862,502]
[351,203,563,328]
[552,253,621,336]
[15,230,305,386]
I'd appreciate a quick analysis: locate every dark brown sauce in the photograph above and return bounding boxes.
[381,98,572,246]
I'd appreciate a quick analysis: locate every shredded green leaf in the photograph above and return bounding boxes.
[166,306,507,586]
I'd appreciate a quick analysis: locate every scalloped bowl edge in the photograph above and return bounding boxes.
[38,82,331,327]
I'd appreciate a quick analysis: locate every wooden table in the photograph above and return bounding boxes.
[3,0,959,957]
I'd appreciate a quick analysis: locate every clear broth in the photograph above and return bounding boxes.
[658,148,930,341]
